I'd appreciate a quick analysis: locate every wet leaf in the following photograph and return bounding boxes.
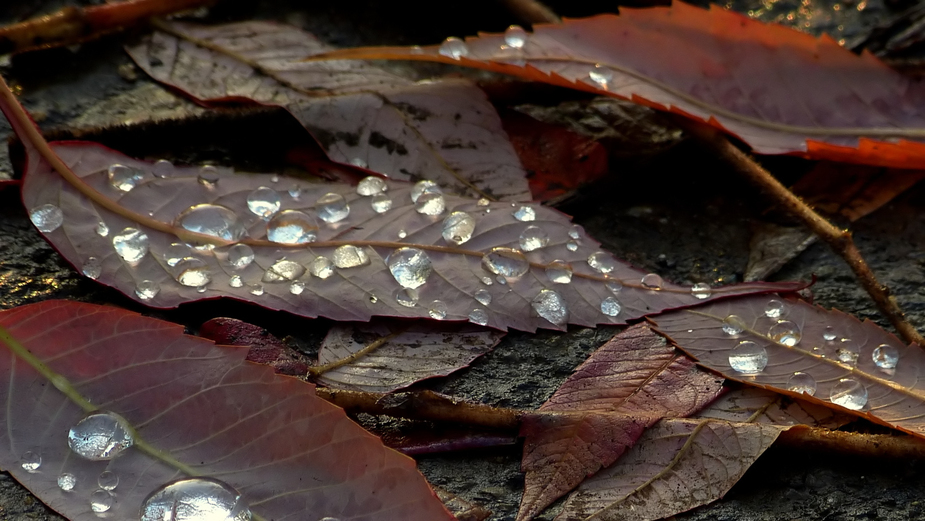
[0,299,453,521]
[126,20,532,201]
[317,3,925,169]
[744,222,817,282]
[198,317,310,376]
[517,324,724,520]
[700,387,853,429]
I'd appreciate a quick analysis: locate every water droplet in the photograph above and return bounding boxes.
[439,37,468,59]
[822,326,837,342]
[246,187,282,218]
[513,206,536,221]
[176,204,246,242]
[229,275,243,288]
[568,226,581,240]
[98,471,119,491]
[532,289,568,326]
[30,204,64,232]
[58,473,76,492]
[371,193,392,213]
[728,341,768,374]
[429,300,448,320]
[141,477,251,521]
[175,258,211,287]
[288,186,301,199]
[829,378,868,410]
[722,315,746,335]
[442,212,476,244]
[262,259,306,282]
[480,276,493,286]
[873,344,899,369]
[396,288,419,307]
[289,281,305,295]
[415,192,446,215]
[587,251,616,273]
[368,294,378,304]
[309,256,334,279]
[319,517,341,521]
[504,25,528,48]
[787,372,817,396]
[477,198,490,207]
[333,245,369,268]
[90,489,114,513]
[163,243,193,267]
[388,248,432,289]
[606,279,623,294]
[96,222,109,237]
[411,180,441,202]
[765,299,786,319]
[566,241,578,252]
[518,225,549,252]
[20,451,40,472]
[68,412,134,460]
[641,273,663,290]
[197,285,207,293]
[250,284,265,296]
[545,260,573,284]
[467,290,490,307]
[769,320,801,346]
[469,308,489,326]
[496,275,507,285]
[135,280,159,300]
[691,282,711,299]
[270,174,279,183]
[600,296,622,317]
[112,227,149,263]
[267,210,317,244]
[108,164,145,192]
[588,64,613,88]
[398,230,407,239]
[316,192,350,223]
[357,176,388,196]
[152,159,173,178]
[482,247,530,278]
[227,244,255,269]
[350,157,368,169]
[82,257,102,279]
[836,339,860,365]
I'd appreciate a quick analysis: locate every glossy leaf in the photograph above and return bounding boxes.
[126,20,532,201]
[317,3,925,169]
[0,299,453,521]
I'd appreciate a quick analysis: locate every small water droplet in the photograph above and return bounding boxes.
[107,164,145,192]
[98,471,119,491]
[600,296,622,317]
[588,64,613,88]
[482,247,530,278]
[532,289,568,326]
[333,245,370,268]
[316,192,350,223]
[176,204,246,241]
[267,210,317,244]
[357,176,388,196]
[411,180,441,202]
[765,299,786,318]
[350,157,368,169]
[82,257,102,279]
[152,159,173,178]
[197,170,219,190]
[246,187,282,218]
[30,204,64,232]
[262,259,306,282]
[641,273,663,290]
[473,289,492,306]
[415,192,445,215]
[691,282,711,299]
[477,198,490,207]
[836,339,860,365]
[58,473,76,491]
[318,518,341,521]
[787,372,817,395]
[96,222,109,237]
[439,37,469,59]
[140,477,251,521]
[513,206,536,221]
[504,25,528,48]
[469,308,489,326]
[728,341,768,374]
[722,315,746,335]
[197,285,207,293]
[90,489,114,513]
[135,280,160,300]
[442,212,476,245]
[429,300,448,320]
[250,284,265,296]
[568,226,581,240]
[229,275,243,288]
[388,248,432,288]
[545,260,573,284]
[587,251,616,273]
[822,326,837,341]
[398,229,407,239]
[227,243,255,269]
[288,186,301,199]
[289,281,305,295]
[369,294,378,304]
[480,276,493,285]
[163,243,193,267]
[496,275,507,285]
[566,241,578,251]
[830,378,868,410]
[20,451,40,472]
[769,320,801,346]
[175,258,211,287]
[396,288,419,307]
[873,344,899,369]
[518,225,549,252]
[309,257,335,279]
[68,412,134,460]
[112,227,149,263]
[371,193,392,213]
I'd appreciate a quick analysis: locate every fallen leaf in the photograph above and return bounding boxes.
[744,222,817,282]
[198,317,310,376]
[700,387,852,429]
[0,299,453,520]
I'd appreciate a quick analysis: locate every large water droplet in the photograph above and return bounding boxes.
[152,159,173,178]
[722,315,746,335]
[788,372,817,396]
[333,245,369,268]
[830,378,868,410]
[474,289,492,306]
[108,164,145,192]
[176,258,211,287]
[836,339,860,365]
[388,248,432,289]
[67,412,134,460]
[873,344,899,369]
[96,221,109,237]
[357,176,388,196]
[532,289,568,326]
[246,187,282,218]
[519,226,549,252]
[691,282,711,299]
[90,489,114,513]
[316,192,350,223]
[411,180,441,202]
[600,296,622,317]
[728,341,768,374]
[163,243,193,267]
[20,451,40,471]
[309,256,335,279]
[442,212,476,245]
[82,257,102,279]
[135,280,160,300]
[765,299,786,319]
[98,471,119,491]
[267,210,317,244]
[229,275,243,288]
[429,300,448,320]
[415,192,445,215]
[439,37,468,59]
[587,252,616,274]
[176,204,246,242]
[30,204,64,232]
[504,25,528,48]
[588,64,613,88]
[469,308,489,326]
[227,244,255,269]
[545,260,573,284]
[641,273,663,290]
[482,247,529,278]
[58,473,76,492]
[769,320,801,346]
[289,281,305,295]
[371,193,392,213]
[141,477,251,521]
[396,288,419,307]
[262,259,305,282]
[112,227,149,263]
[513,206,536,221]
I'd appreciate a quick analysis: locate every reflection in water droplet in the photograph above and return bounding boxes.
[176,258,211,287]
[250,284,265,296]
[388,248,432,289]
[836,339,860,365]
[691,282,711,299]
[176,204,246,242]
[474,289,492,306]
[606,279,623,294]
[600,296,621,317]
[350,158,368,169]
[396,288,419,307]
[68,412,134,460]
[96,221,109,237]
[411,180,440,202]
[480,276,493,286]
[30,204,64,232]
[82,257,102,279]
[568,226,581,240]
[371,193,392,213]
[20,451,41,472]
[830,378,868,410]
[787,372,817,395]
[519,226,549,251]
[98,471,119,491]
[369,294,378,304]
[504,25,528,48]
[442,212,476,245]
[769,320,801,346]
[469,308,489,326]
[415,192,445,215]
[765,299,786,319]
[90,489,114,513]
[135,280,160,300]
[589,64,613,88]
[262,260,306,282]
[108,164,145,192]
[309,257,335,279]
[229,275,244,288]
[140,477,251,521]
[477,198,490,207]
[198,174,218,190]
[246,187,282,218]
[152,159,173,178]
[587,252,616,273]
[267,210,317,244]
[823,326,837,342]
[357,176,388,196]
[513,206,536,221]
[318,517,341,521]
[482,248,529,278]
[728,341,768,374]
[197,285,207,294]
[288,186,301,200]
[58,473,76,492]
[429,300,448,320]
[545,260,573,284]
[722,315,746,335]
[566,241,578,252]
[398,230,407,239]
[227,244,255,269]
[290,281,305,295]
[532,289,568,326]
[163,243,193,267]
[316,192,350,223]
[333,245,370,268]
[873,344,899,369]
[113,227,149,263]
[439,37,469,59]
[641,273,663,290]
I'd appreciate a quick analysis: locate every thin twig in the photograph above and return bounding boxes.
[497,0,561,25]
[308,329,404,376]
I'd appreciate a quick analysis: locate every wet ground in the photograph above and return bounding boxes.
[2,0,925,520]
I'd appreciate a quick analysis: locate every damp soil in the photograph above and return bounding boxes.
[1,0,925,520]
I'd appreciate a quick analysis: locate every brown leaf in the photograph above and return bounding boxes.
[700,387,853,429]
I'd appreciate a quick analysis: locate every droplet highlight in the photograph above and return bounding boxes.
[112,227,149,263]
[289,281,305,295]
[267,210,317,244]
[873,344,899,369]
[371,193,392,213]
[691,282,711,299]
[357,176,388,196]
[163,243,193,267]
[396,288,419,307]
[439,37,468,59]
[176,204,246,242]
[388,248,432,289]
[588,64,613,88]
[728,341,768,374]
[108,164,145,192]
[58,473,76,492]
[836,339,860,365]
[82,257,102,279]
[415,192,445,216]
[587,252,616,274]
[135,280,160,300]
[411,180,440,202]
[429,300,448,320]
[600,296,622,317]
[96,221,109,237]
[482,247,529,279]
[20,451,41,472]
[829,378,868,410]
[641,273,663,290]
[722,315,746,336]
[98,471,119,491]
[545,260,573,284]
[765,299,786,319]
[90,489,114,513]
[532,289,568,326]
[229,275,244,288]
[227,244,255,269]
[769,320,801,346]
[469,308,489,326]
[787,372,817,396]
[332,245,369,268]
[140,477,251,521]
[246,187,282,218]
[30,204,64,233]
[309,256,335,279]
[67,412,134,460]
[513,206,536,221]
[262,259,305,283]
[504,25,528,48]
[442,212,476,245]
[316,192,350,223]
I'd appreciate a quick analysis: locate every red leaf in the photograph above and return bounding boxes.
[199,317,310,376]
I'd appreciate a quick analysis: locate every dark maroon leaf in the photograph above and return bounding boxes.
[199,317,309,376]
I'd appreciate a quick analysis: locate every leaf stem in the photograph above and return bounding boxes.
[308,329,404,376]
